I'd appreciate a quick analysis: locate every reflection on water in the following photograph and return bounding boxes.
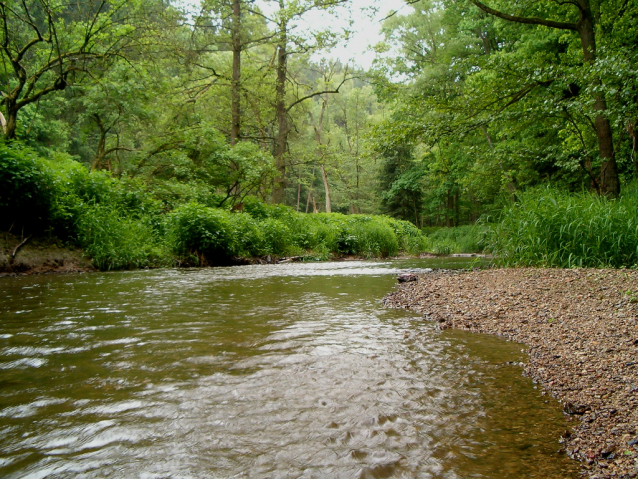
[0,260,578,478]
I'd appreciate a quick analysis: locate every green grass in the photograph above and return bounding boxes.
[422,225,488,254]
[489,185,638,268]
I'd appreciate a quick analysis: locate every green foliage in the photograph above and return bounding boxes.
[423,225,488,254]
[490,186,638,268]
[228,213,268,257]
[167,204,421,263]
[76,205,172,271]
[169,203,235,265]
[0,142,56,231]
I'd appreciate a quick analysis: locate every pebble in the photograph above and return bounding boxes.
[384,268,638,479]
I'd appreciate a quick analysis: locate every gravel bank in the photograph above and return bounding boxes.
[384,268,638,479]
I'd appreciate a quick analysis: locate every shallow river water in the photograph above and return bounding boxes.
[0,259,579,478]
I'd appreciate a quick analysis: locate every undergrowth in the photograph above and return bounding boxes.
[421,225,488,255]
[0,143,429,270]
[490,186,638,268]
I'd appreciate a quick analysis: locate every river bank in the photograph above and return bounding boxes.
[384,268,638,478]
[0,232,93,275]
[0,230,489,276]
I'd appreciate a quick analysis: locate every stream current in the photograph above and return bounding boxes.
[0,259,579,478]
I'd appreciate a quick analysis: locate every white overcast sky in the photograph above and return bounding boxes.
[176,0,413,69]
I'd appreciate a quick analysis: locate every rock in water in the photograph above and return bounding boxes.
[398,273,417,283]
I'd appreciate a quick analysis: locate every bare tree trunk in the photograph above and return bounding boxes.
[296,168,301,211]
[320,164,331,213]
[3,104,17,139]
[91,115,108,172]
[306,163,316,213]
[230,0,241,145]
[446,190,453,227]
[309,98,331,212]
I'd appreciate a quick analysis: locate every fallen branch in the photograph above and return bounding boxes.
[11,235,32,259]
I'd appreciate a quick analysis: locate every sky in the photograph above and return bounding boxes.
[176,0,413,70]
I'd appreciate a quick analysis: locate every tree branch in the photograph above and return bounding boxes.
[470,0,578,30]
[286,74,351,113]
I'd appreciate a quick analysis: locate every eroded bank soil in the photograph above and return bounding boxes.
[384,268,638,479]
[0,231,93,276]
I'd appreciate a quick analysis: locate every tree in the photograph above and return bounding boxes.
[266,0,351,204]
[469,0,621,196]
[0,0,149,140]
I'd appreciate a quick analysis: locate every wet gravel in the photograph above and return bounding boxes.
[384,268,638,479]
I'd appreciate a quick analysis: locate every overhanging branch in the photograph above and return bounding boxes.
[470,0,578,31]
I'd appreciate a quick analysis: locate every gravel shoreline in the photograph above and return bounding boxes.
[384,268,638,479]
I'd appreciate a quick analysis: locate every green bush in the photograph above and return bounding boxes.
[229,213,267,257]
[0,145,435,268]
[76,205,171,270]
[169,203,234,265]
[260,218,295,256]
[383,217,425,254]
[350,219,399,257]
[490,186,638,268]
[0,142,57,231]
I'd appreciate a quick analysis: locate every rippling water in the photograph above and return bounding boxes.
[0,260,578,478]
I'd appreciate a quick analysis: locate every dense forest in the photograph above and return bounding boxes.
[1,0,637,269]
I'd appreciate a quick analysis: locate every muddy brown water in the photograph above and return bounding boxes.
[0,259,579,478]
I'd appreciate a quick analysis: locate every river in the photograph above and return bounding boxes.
[0,259,579,478]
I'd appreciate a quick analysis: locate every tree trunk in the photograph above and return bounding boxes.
[320,164,331,213]
[272,8,288,204]
[91,115,108,172]
[230,0,241,145]
[3,102,17,139]
[310,99,330,213]
[471,0,620,197]
[446,190,453,227]
[306,162,316,213]
[296,168,301,211]
[577,8,619,197]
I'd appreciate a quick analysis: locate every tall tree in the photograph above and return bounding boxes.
[267,0,350,204]
[469,0,621,196]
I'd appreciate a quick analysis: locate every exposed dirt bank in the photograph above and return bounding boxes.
[384,268,638,479]
[0,232,93,276]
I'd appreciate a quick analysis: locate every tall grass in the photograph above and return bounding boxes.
[422,225,488,254]
[490,186,638,268]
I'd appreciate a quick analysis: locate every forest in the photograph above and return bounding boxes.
[1,0,637,269]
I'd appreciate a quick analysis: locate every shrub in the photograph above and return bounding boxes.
[348,218,399,257]
[76,205,171,270]
[422,224,488,254]
[229,213,267,257]
[490,186,638,268]
[0,142,57,231]
[260,218,295,256]
[382,217,425,254]
[169,203,235,265]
